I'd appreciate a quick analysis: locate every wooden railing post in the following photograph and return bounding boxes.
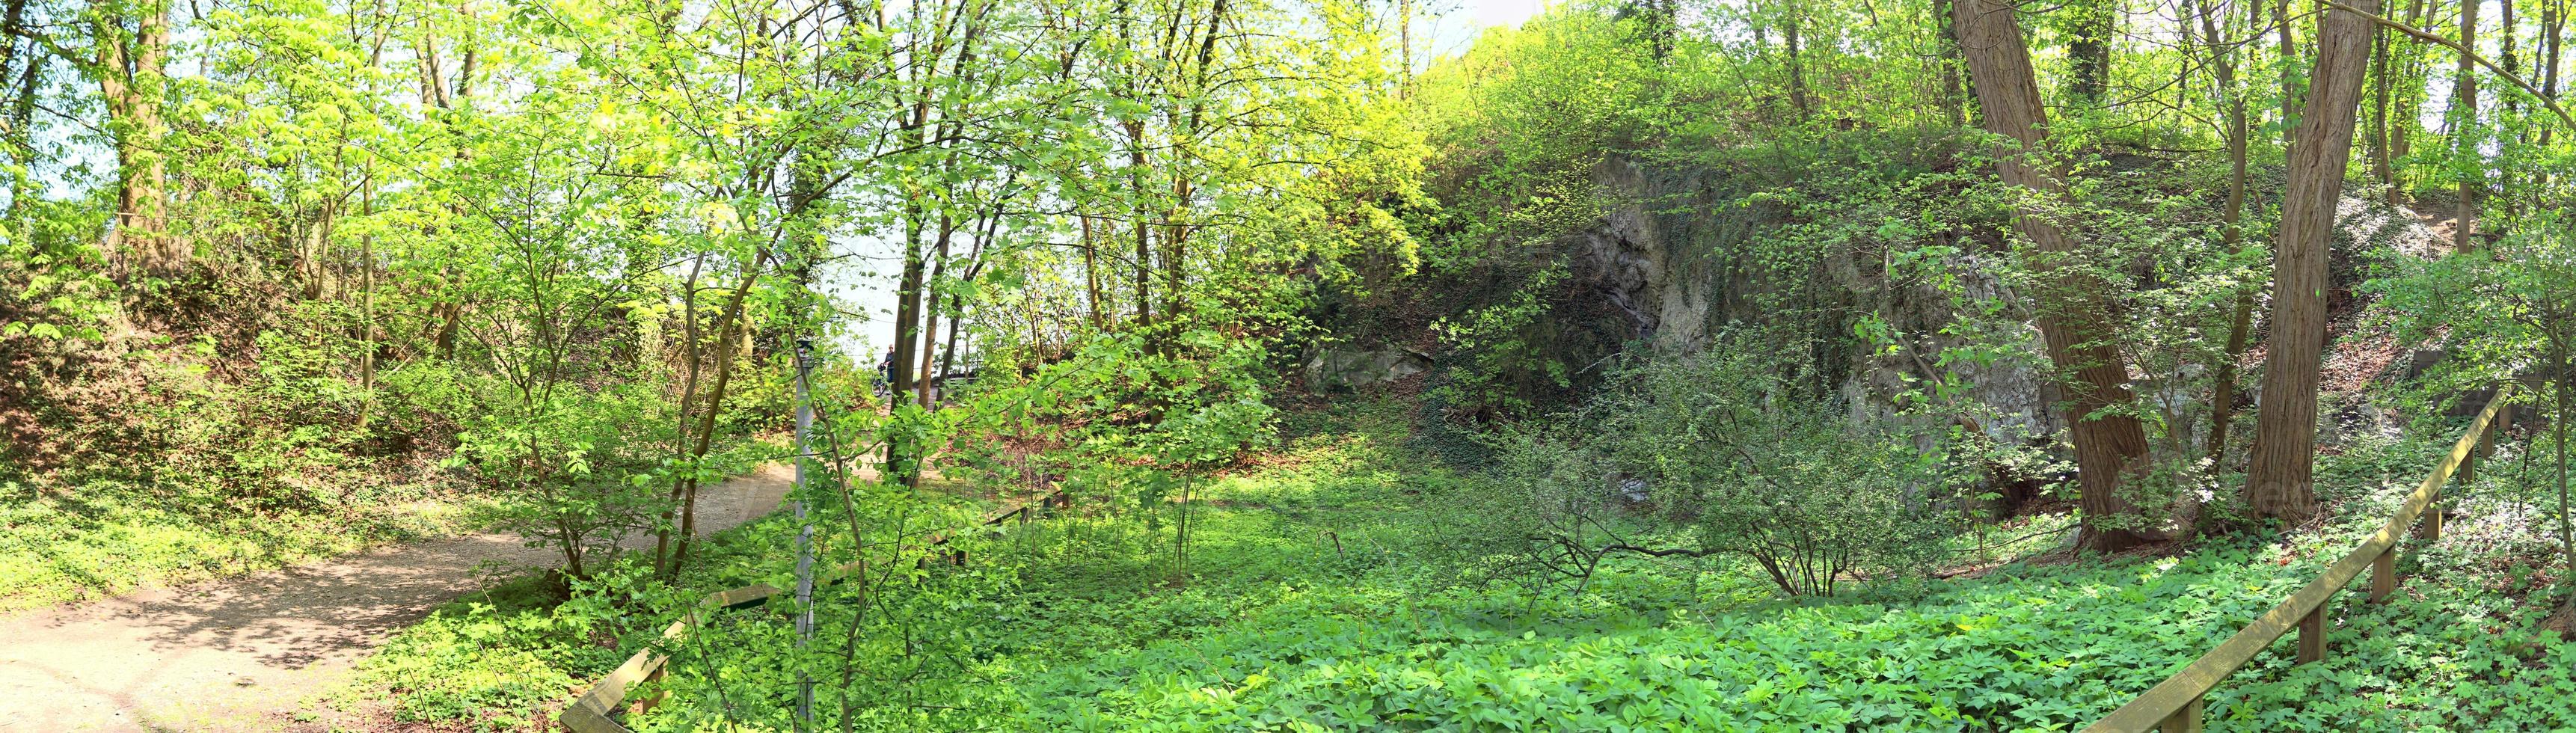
[2370,548,2395,602]
[2158,696,2204,733]
[2296,603,2328,664]
[2082,387,2510,733]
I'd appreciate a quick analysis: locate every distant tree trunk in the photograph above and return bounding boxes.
[2068,0,2113,105]
[1935,0,1967,128]
[2245,0,2381,525]
[916,215,954,407]
[1783,1,1812,119]
[1397,0,1414,96]
[1950,0,2161,552]
[2543,0,2564,154]
[1636,0,1677,61]
[2457,0,2480,251]
[358,181,376,427]
[2281,0,2300,146]
[891,206,926,401]
[2393,0,2429,176]
[2506,0,2523,222]
[1080,216,1106,328]
[1126,119,1153,334]
[2370,6,2399,200]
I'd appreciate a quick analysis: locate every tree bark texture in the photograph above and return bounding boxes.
[2244,0,2382,525]
[1949,0,2159,551]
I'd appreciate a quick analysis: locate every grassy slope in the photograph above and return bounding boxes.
[352,397,2576,732]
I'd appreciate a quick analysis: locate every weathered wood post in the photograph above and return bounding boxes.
[2158,696,2204,733]
[2370,548,2396,602]
[2297,604,2328,663]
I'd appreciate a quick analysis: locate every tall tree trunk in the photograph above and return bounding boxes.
[1950,0,2160,552]
[2245,0,2382,525]
[2458,0,2481,251]
[97,0,173,274]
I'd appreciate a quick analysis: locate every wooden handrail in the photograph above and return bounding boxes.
[2085,386,2514,732]
[559,488,1068,733]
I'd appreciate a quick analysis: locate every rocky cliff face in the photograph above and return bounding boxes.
[1564,160,1727,349]
[1562,156,2058,448]
[1559,156,2446,457]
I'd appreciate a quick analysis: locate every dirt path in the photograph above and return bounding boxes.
[0,465,794,732]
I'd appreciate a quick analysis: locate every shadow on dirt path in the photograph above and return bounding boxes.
[0,464,793,732]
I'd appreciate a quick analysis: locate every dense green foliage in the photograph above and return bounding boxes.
[18,0,2576,729]
[341,399,2576,732]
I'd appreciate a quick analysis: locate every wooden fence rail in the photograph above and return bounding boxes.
[2084,386,2514,732]
[558,490,1067,733]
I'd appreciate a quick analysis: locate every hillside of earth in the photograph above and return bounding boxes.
[10,0,2576,732]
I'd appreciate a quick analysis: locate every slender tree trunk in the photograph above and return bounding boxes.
[2372,7,2400,200]
[2245,0,2382,525]
[2541,0,2564,180]
[1950,0,2161,552]
[1126,120,1153,334]
[2506,0,2524,223]
[2394,0,2429,174]
[665,266,761,576]
[916,215,954,407]
[892,200,926,399]
[1397,0,1414,96]
[2281,0,2301,146]
[1936,0,1966,128]
[2198,0,2262,467]
[939,290,964,385]
[1162,186,1189,324]
[2458,0,2481,251]
[1783,0,1812,119]
[2554,333,2572,595]
[358,181,376,428]
[1081,216,1106,328]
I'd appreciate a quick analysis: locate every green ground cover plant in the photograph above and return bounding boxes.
[347,398,2576,732]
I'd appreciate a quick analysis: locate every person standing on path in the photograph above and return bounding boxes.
[872,346,895,399]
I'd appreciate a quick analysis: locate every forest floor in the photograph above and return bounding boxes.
[0,464,792,733]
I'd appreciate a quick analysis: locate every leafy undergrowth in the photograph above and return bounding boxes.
[356,397,2576,732]
[327,473,990,731]
[0,476,488,614]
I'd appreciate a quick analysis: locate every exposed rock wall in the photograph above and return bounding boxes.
[1558,157,2447,457]
[1563,157,2058,448]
